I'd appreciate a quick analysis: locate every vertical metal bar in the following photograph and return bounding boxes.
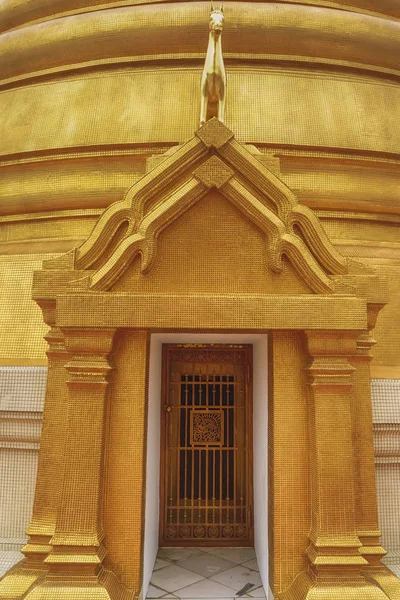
[212,374,216,407]
[191,378,195,527]
[198,445,202,523]
[219,372,223,526]
[233,363,237,530]
[168,384,174,526]
[205,370,209,526]
[184,373,188,523]
[240,390,244,525]
[211,366,216,518]
[176,377,181,528]
[199,367,203,407]
[226,372,230,525]
[212,448,216,524]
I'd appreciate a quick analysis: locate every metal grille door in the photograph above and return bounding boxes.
[160,344,253,546]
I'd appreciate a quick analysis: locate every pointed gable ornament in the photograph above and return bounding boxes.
[68,119,347,294]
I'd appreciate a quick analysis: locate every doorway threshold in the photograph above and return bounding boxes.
[147,547,266,600]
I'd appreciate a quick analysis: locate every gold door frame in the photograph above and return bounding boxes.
[159,343,254,546]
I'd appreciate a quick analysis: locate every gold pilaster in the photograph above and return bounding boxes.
[282,330,388,599]
[45,327,116,573]
[305,331,364,575]
[349,331,386,566]
[0,301,70,599]
[23,302,70,563]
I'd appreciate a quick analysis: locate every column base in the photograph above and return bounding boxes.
[365,566,400,600]
[21,534,53,566]
[0,561,46,600]
[358,532,387,567]
[277,569,394,600]
[0,566,133,600]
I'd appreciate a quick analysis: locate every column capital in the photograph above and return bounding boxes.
[305,331,357,392]
[61,327,117,356]
[367,302,386,331]
[35,299,56,327]
[350,331,376,364]
[305,329,359,357]
[44,326,68,358]
[62,328,117,387]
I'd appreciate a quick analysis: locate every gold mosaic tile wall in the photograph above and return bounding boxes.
[113,190,310,296]
[0,256,57,364]
[0,1,400,598]
[364,266,400,371]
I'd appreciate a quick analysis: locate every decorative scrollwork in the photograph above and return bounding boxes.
[208,526,219,538]
[180,526,191,538]
[192,411,223,444]
[222,525,234,537]
[170,350,245,364]
[194,526,206,538]
[167,526,177,538]
[236,526,246,538]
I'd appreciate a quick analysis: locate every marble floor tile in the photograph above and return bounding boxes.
[241,559,259,572]
[158,548,206,562]
[208,548,256,565]
[176,579,237,598]
[155,558,173,570]
[148,547,263,600]
[151,565,204,593]
[148,584,168,598]
[177,553,237,578]
[247,585,266,598]
[210,565,262,592]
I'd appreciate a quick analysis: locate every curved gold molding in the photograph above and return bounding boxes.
[1,3,400,86]
[74,120,347,294]
[1,149,400,222]
[76,137,205,270]
[1,0,399,36]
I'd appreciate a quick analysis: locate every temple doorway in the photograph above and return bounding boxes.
[159,344,253,546]
[143,333,269,600]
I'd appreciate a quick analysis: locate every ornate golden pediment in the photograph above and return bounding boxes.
[46,119,348,294]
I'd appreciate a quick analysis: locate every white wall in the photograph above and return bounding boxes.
[372,378,400,575]
[142,337,162,600]
[142,333,269,599]
[0,367,47,576]
[252,337,269,594]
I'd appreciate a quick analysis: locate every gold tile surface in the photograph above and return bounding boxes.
[0,1,399,598]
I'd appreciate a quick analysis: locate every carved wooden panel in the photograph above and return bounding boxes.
[191,410,224,445]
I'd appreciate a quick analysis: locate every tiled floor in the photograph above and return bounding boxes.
[147,547,266,600]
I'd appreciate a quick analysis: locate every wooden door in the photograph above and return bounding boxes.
[160,344,253,546]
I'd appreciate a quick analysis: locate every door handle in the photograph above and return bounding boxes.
[162,405,172,412]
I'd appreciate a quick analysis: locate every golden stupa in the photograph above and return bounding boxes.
[0,1,400,599]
